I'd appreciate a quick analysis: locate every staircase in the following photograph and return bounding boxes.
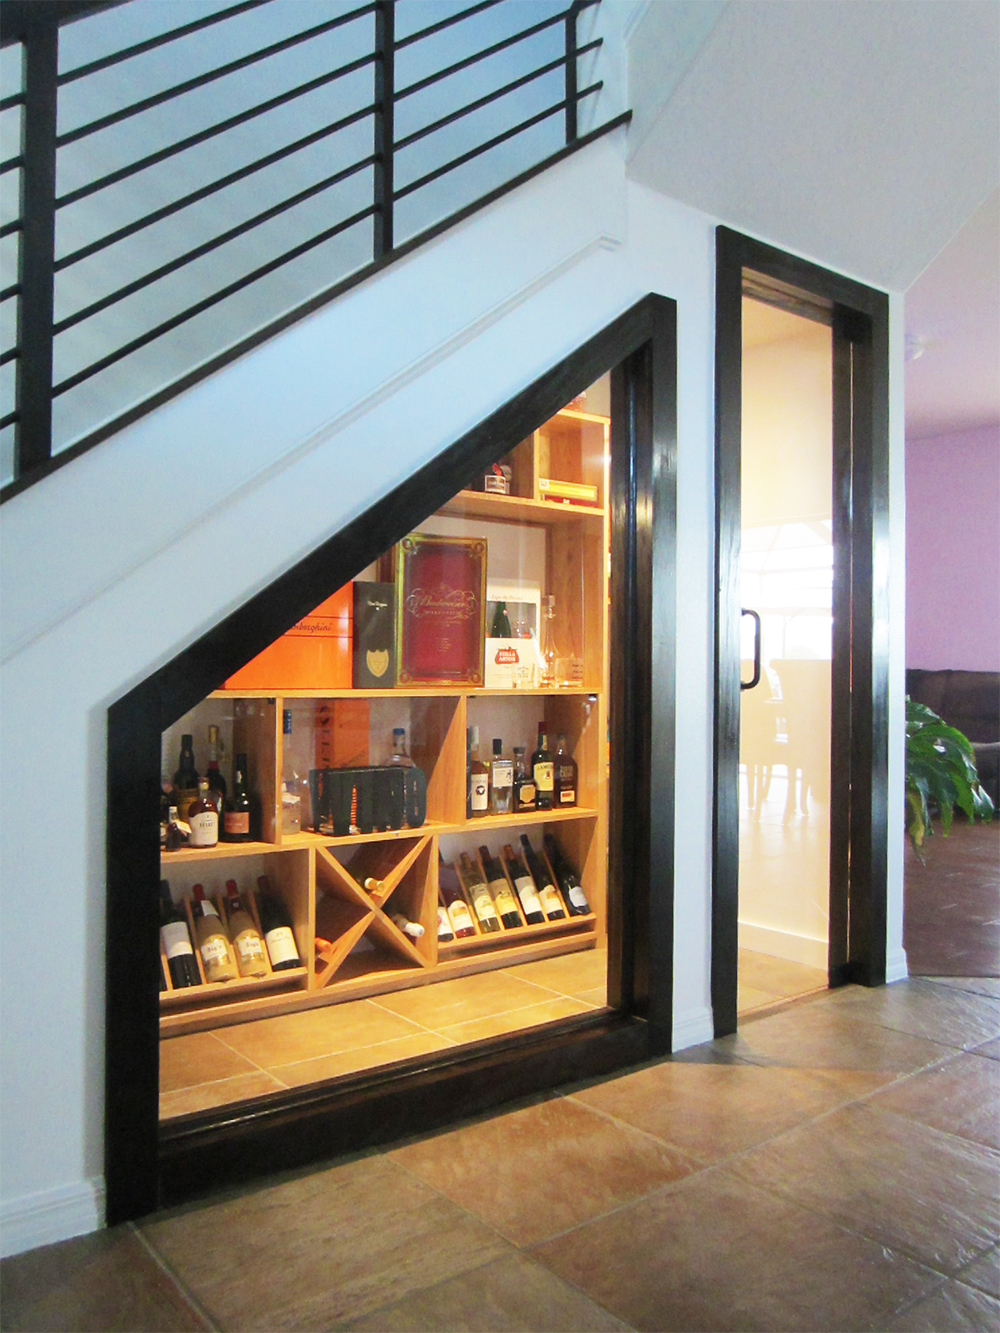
[0,0,628,500]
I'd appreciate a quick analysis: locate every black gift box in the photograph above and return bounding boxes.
[353,581,396,688]
[309,765,427,836]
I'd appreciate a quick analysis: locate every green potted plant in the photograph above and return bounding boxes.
[906,697,994,856]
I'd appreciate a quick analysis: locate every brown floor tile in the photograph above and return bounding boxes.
[435,996,594,1043]
[339,1253,632,1332]
[141,1154,512,1330]
[569,1061,857,1164]
[738,949,828,999]
[823,977,1000,1050]
[271,1031,454,1086]
[372,971,561,1029]
[730,1101,1000,1275]
[888,1278,1000,1330]
[866,1052,1000,1149]
[159,1031,261,1093]
[0,1226,209,1332]
[213,1000,423,1069]
[502,949,608,1000]
[160,1070,287,1119]
[972,1035,1000,1061]
[956,1244,1000,1299]
[390,1094,697,1247]
[531,1167,937,1332]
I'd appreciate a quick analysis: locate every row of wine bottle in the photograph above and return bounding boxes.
[437,833,589,941]
[159,875,301,990]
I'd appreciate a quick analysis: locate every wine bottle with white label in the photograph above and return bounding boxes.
[502,843,545,925]
[544,834,591,916]
[390,912,425,939]
[191,884,239,982]
[439,858,476,938]
[437,905,455,943]
[224,879,269,977]
[458,853,501,933]
[519,834,565,920]
[187,778,219,848]
[478,845,522,929]
[256,876,302,971]
[159,880,200,988]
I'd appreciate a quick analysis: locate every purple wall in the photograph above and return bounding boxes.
[906,424,1000,670]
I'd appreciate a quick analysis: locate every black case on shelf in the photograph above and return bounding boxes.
[353,582,396,688]
[309,765,427,835]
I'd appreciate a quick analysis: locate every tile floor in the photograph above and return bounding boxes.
[4,973,998,1331]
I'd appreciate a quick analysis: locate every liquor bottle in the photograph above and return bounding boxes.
[159,880,200,988]
[389,727,413,766]
[531,724,554,811]
[502,843,544,925]
[512,746,536,812]
[206,724,227,816]
[256,876,302,970]
[540,595,558,689]
[190,885,239,982]
[490,601,512,637]
[224,879,268,977]
[222,752,252,842]
[544,834,591,916]
[187,778,219,848]
[160,771,172,846]
[437,905,455,943]
[280,711,311,835]
[468,726,489,818]
[172,733,199,823]
[553,734,577,807]
[439,857,476,938]
[390,912,425,939]
[458,853,501,933]
[489,739,513,815]
[164,805,187,851]
[478,845,522,929]
[519,833,565,920]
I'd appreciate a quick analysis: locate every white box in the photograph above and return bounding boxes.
[485,579,543,688]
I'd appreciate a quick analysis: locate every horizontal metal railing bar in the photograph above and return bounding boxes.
[55,48,378,208]
[0,91,26,111]
[395,38,600,152]
[54,153,378,333]
[396,0,504,50]
[57,0,272,85]
[57,1,377,146]
[395,80,601,201]
[52,201,377,397]
[0,283,21,301]
[0,346,20,367]
[55,102,377,272]
[396,6,574,101]
[0,220,23,239]
[1,410,20,430]
[0,154,24,175]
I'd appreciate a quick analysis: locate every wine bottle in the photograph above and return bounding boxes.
[458,853,501,933]
[390,912,425,939]
[389,727,413,766]
[490,601,512,638]
[187,778,219,848]
[512,746,536,812]
[478,845,522,929]
[164,804,187,851]
[553,734,577,807]
[191,884,239,982]
[502,843,544,925]
[468,726,489,818]
[206,724,227,816]
[439,858,476,938]
[437,905,455,943]
[222,752,252,842]
[256,877,302,970]
[531,724,554,811]
[489,739,513,815]
[544,834,591,916]
[172,733,199,823]
[280,710,301,835]
[519,833,565,920]
[159,880,200,989]
[224,879,269,977]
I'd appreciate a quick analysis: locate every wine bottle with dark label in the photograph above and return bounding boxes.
[553,734,577,807]
[502,843,544,924]
[191,884,239,982]
[478,845,522,929]
[512,746,536,812]
[519,833,565,920]
[531,724,554,810]
[222,752,252,842]
[458,853,501,933]
[225,879,268,977]
[159,880,200,988]
[439,858,476,938]
[544,834,591,916]
[256,876,302,970]
[172,733,199,823]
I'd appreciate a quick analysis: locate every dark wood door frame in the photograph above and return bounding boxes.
[712,228,890,1037]
[105,294,678,1223]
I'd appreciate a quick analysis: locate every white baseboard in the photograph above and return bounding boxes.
[885,948,910,984]
[0,1178,105,1259]
[672,1005,715,1052]
[738,920,828,971]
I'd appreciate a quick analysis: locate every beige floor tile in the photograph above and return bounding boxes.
[887,1278,1000,1331]
[575,984,610,1007]
[390,1094,697,1247]
[435,996,594,1043]
[569,1061,858,1164]
[372,970,559,1029]
[929,977,1000,1000]
[972,1035,1000,1061]
[531,1167,937,1332]
[0,1226,209,1332]
[159,1031,261,1093]
[160,1070,287,1119]
[823,977,1000,1050]
[272,1032,455,1086]
[730,1101,1000,1275]
[141,1154,512,1330]
[866,1052,1000,1149]
[503,948,608,1000]
[214,999,423,1068]
[340,1252,632,1332]
[738,983,781,1013]
[956,1245,1000,1299]
[739,949,828,999]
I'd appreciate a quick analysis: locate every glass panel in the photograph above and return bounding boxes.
[158,375,612,1118]
[739,298,832,1012]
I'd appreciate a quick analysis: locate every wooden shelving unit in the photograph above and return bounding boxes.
[160,408,610,1036]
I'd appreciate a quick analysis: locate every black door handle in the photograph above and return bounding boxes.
[741,608,761,691]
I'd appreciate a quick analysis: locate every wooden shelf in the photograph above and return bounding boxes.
[160,967,306,1010]
[209,686,602,700]
[438,913,596,958]
[440,491,605,526]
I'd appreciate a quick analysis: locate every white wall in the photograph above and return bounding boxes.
[0,129,906,1255]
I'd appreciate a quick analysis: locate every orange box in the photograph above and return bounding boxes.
[224,584,353,690]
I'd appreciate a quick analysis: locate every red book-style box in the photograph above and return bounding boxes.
[396,534,487,685]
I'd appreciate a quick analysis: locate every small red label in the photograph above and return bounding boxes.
[494,647,520,664]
